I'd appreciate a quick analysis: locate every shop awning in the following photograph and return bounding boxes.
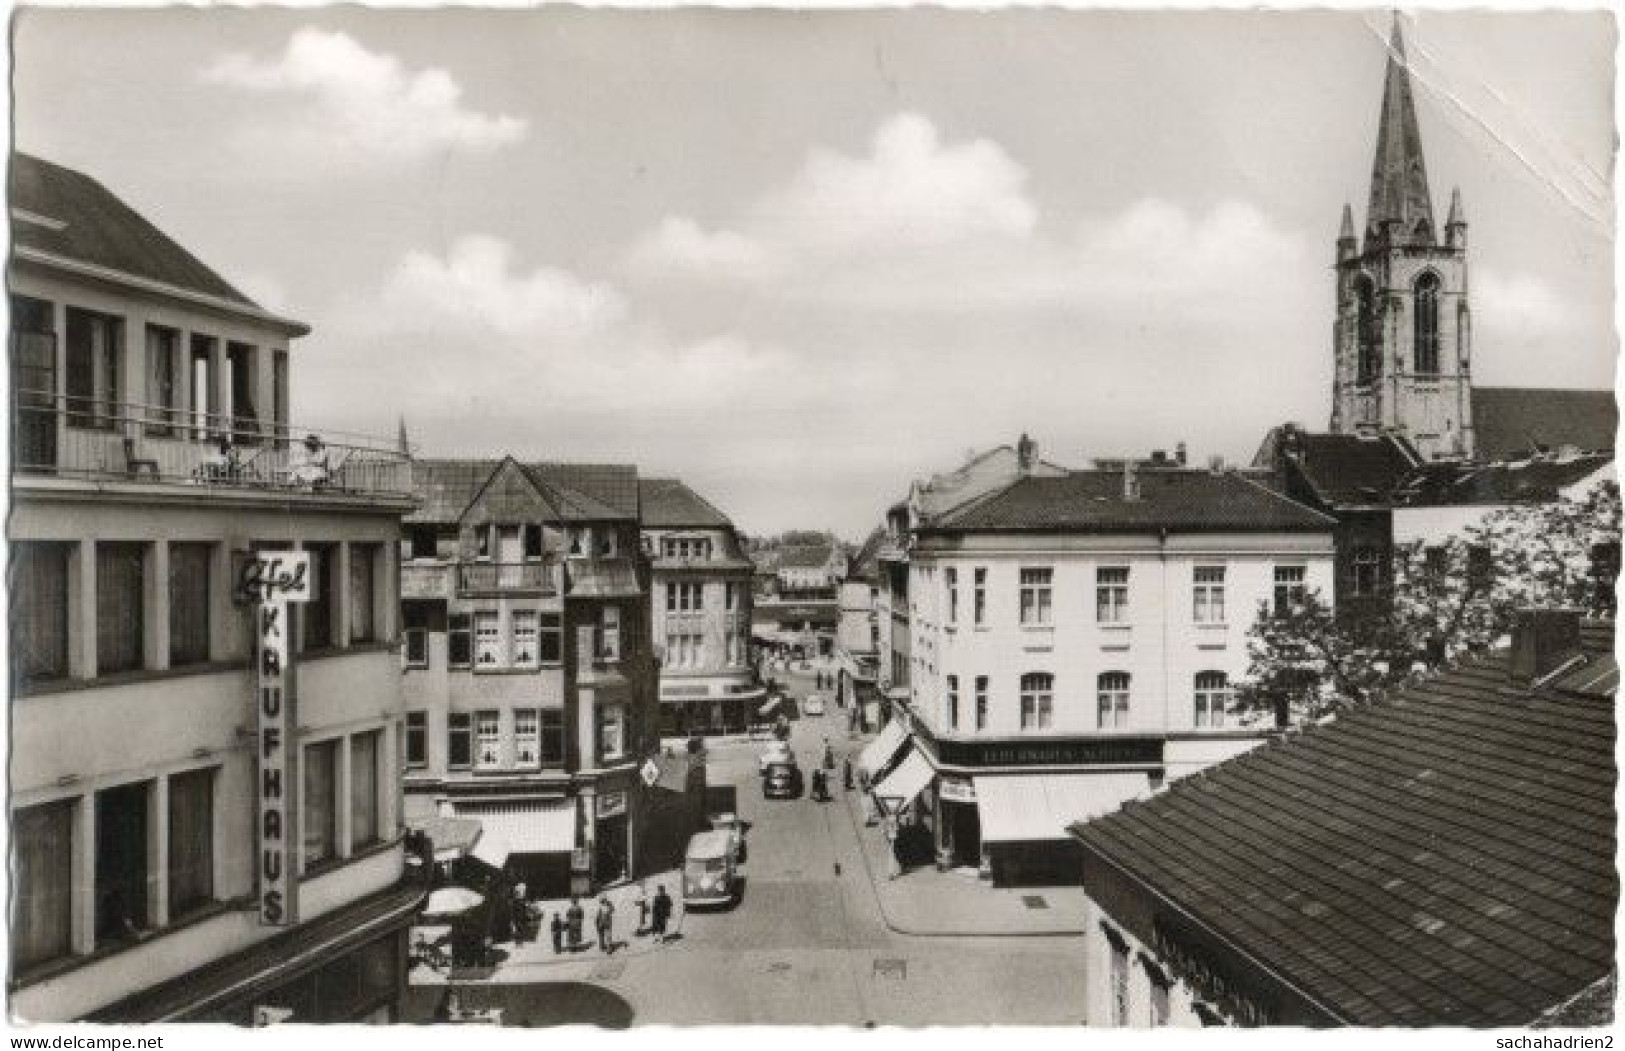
[871,746,934,812]
[856,719,909,778]
[406,815,483,862]
[453,800,576,868]
[758,696,781,716]
[973,773,1149,843]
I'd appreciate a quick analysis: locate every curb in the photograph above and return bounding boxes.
[837,786,1084,939]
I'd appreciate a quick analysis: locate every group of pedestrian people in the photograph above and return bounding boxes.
[538,885,676,956]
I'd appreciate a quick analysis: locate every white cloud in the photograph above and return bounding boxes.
[627,217,775,280]
[204,28,526,163]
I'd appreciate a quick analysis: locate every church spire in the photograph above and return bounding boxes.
[1366,16,1435,248]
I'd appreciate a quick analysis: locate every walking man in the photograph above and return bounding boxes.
[596,896,616,954]
[651,885,673,944]
[550,910,564,955]
[566,896,585,952]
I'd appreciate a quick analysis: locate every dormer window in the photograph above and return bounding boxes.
[523,524,544,560]
[568,527,588,557]
[598,529,618,557]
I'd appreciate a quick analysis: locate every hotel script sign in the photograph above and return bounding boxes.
[240,552,311,926]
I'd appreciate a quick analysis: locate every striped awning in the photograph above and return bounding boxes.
[856,719,909,778]
[871,746,934,812]
[452,800,577,868]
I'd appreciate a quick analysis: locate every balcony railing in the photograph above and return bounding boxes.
[456,561,559,595]
[11,389,414,499]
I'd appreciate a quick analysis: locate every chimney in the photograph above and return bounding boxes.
[1016,433,1036,476]
[1508,609,1583,685]
[1175,441,1188,466]
[1123,459,1140,501]
[1207,454,1225,474]
[1150,450,1167,467]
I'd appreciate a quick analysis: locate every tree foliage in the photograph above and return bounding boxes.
[1236,481,1620,725]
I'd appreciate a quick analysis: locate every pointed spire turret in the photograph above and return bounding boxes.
[396,415,411,457]
[1337,203,1357,262]
[1445,185,1467,249]
[1366,17,1436,248]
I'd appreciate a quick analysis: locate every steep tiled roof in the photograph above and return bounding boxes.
[1288,432,1419,507]
[1072,625,1617,1027]
[930,470,1334,533]
[1473,388,1617,460]
[408,458,638,524]
[10,152,277,318]
[1394,453,1613,507]
[638,478,734,529]
[848,527,886,583]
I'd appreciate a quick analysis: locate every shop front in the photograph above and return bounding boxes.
[972,772,1151,886]
[450,797,577,899]
[932,775,983,871]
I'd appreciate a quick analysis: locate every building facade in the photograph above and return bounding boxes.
[868,469,1334,886]
[638,477,762,736]
[398,458,661,897]
[8,153,419,1022]
[1329,21,1473,462]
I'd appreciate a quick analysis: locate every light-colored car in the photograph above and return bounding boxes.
[758,741,794,773]
[802,694,827,716]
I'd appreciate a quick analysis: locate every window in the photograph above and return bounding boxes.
[1350,546,1383,597]
[667,582,703,612]
[476,527,492,560]
[1192,565,1226,623]
[349,544,376,644]
[272,350,288,437]
[405,712,428,769]
[600,606,622,662]
[475,711,501,770]
[1273,566,1307,615]
[302,741,338,871]
[568,527,588,556]
[351,732,380,850]
[1354,276,1380,384]
[302,544,335,651]
[1467,544,1494,590]
[146,325,180,435]
[945,568,958,624]
[169,542,212,667]
[474,612,502,667]
[1414,272,1440,375]
[168,767,215,917]
[523,524,544,560]
[12,799,74,969]
[541,710,566,766]
[403,605,429,669]
[1019,673,1054,730]
[65,307,121,430]
[11,542,71,685]
[1097,672,1131,729]
[512,610,539,668]
[973,568,987,625]
[96,542,146,674]
[599,704,626,763]
[1194,671,1229,729]
[539,613,562,664]
[1096,567,1129,623]
[448,613,473,668]
[514,709,540,767]
[725,582,740,612]
[408,526,436,560]
[598,529,618,557]
[946,675,959,730]
[1145,961,1172,1027]
[1019,568,1053,626]
[95,782,150,946]
[447,713,473,769]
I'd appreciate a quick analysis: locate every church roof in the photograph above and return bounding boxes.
[1366,21,1436,247]
[1472,387,1617,460]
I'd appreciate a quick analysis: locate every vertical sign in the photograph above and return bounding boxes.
[238,552,311,926]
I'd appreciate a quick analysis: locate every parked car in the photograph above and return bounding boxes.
[763,762,802,800]
[802,694,827,716]
[708,812,748,863]
[758,741,794,773]
[683,830,738,907]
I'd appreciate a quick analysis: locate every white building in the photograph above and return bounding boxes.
[8,153,419,1021]
[863,467,1334,885]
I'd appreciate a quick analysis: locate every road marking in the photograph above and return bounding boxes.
[872,957,908,980]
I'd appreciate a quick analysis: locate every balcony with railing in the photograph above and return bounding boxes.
[11,389,414,500]
[455,560,560,596]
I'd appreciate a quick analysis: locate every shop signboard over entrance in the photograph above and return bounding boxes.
[938,777,976,803]
[241,551,311,927]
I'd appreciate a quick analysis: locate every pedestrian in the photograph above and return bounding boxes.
[652,884,673,943]
[635,884,651,936]
[566,896,585,951]
[823,737,835,770]
[550,910,564,955]
[843,757,853,791]
[595,896,616,954]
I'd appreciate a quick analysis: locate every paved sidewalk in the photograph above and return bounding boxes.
[837,768,1085,938]
[410,873,690,986]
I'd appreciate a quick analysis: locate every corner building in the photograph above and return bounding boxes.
[878,469,1334,885]
[399,459,660,897]
[8,154,418,1021]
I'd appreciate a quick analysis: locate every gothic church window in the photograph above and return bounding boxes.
[1413,272,1440,375]
[1354,277,1380,384]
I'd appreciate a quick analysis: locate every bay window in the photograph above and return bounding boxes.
[167,767,215,916]
[302,741,338,871]
[351,731,380,850]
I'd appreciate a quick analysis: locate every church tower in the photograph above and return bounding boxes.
[1330,19,1474,460]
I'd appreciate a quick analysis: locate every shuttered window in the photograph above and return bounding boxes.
[168,543,212,667]
[96,542,146,674]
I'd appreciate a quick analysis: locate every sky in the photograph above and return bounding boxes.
[11,7,1617,540]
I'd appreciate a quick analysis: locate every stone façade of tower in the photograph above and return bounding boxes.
[1330,19,1474,461]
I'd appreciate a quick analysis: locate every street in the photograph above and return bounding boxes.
[602,664,1088,1026]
